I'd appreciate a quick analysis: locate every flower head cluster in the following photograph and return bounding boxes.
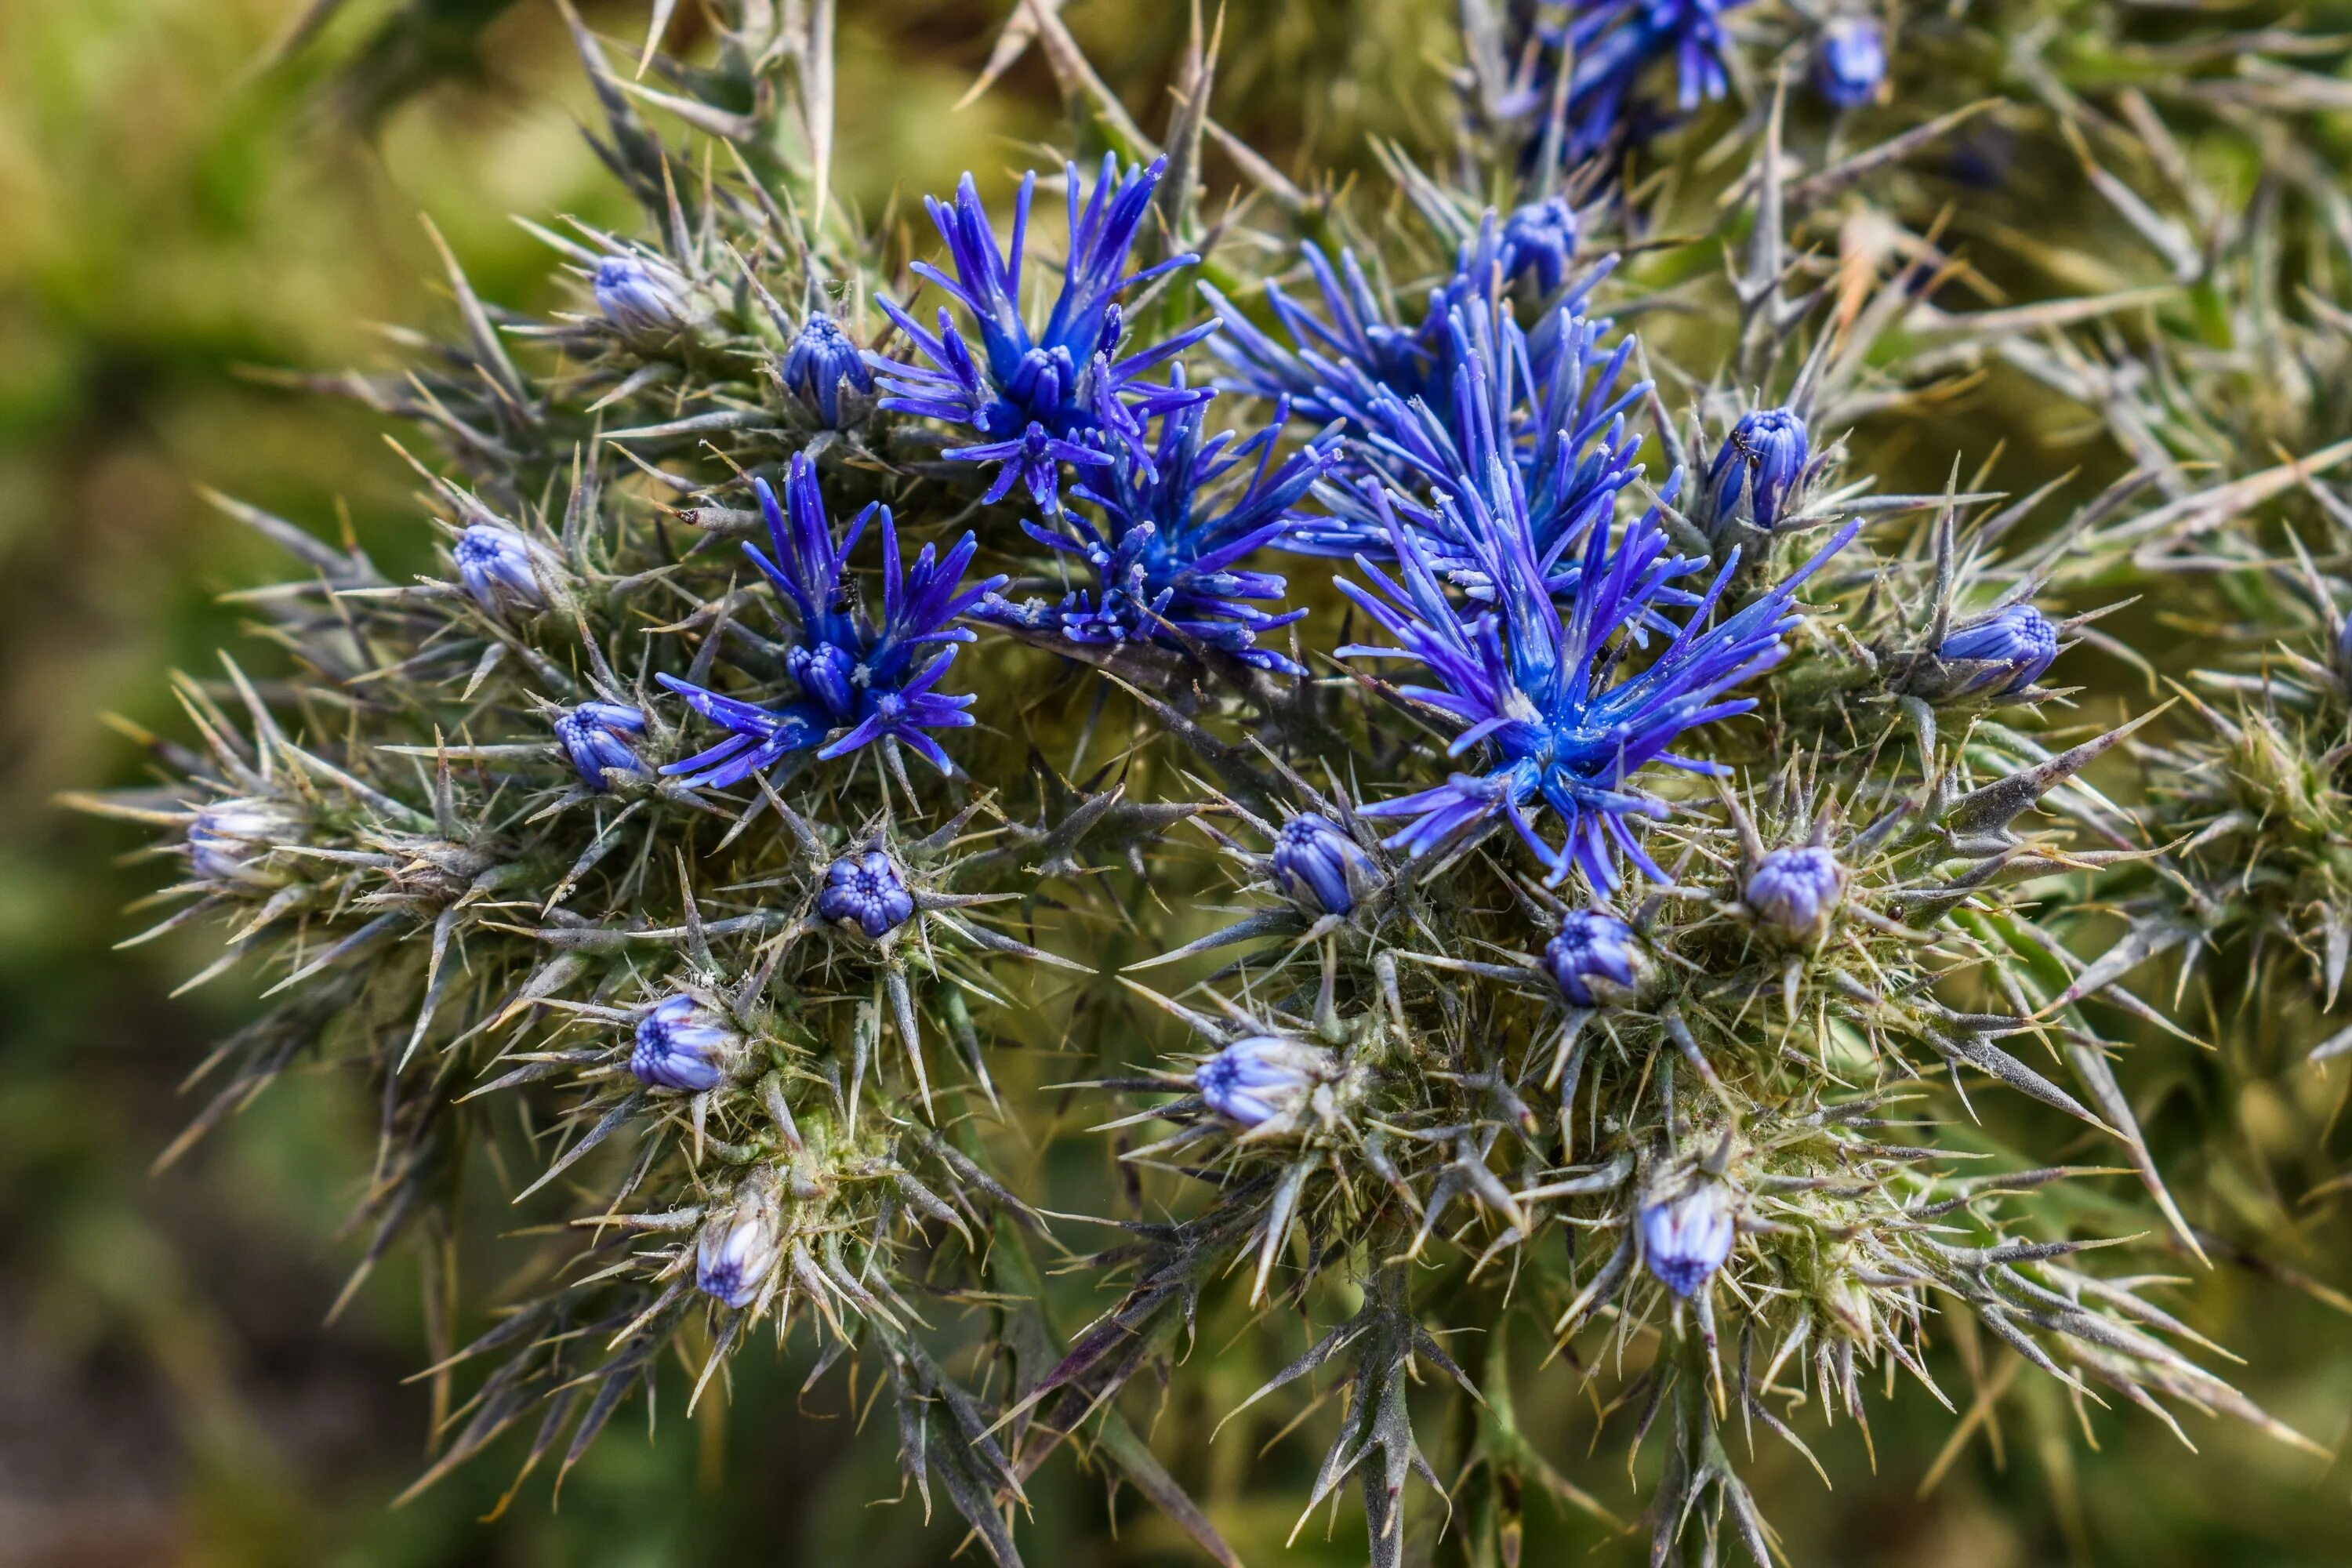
[659,456,1004,784]
[979,390,1337,671]
[1299,296,1646,597]
[869,154,1214,506]
[1340,405,1857,886]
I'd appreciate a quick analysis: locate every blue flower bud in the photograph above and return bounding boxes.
[630,994,744,1092]
[1814,18,1886,110]
[1708,407,1811,533]
[1271,814,1378,916]
[554,702,648,791]
[187,799,300,886]
[1500,197,1578,296]
[815,851,916,939]
[1544,910,1650,1008]
[1745,845,1844,940]
[696,1178,783,1308]
[1640,1181,1736,1298]
[453,524,546,611]
[1937,604,2059,696]
[1195,1036,1332,1127]
[593,254,694,338]
[782,314,875,428]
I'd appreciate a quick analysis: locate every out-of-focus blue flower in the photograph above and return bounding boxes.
[187,799,299,887]
[979,385,1337,672]
[1195,1036,1330,1126]
[1501,198,1579,296]
[869,154,1214,506]
[1298,297,1646,601]
[594,253,695,338]
[1271,813,1379,916]
[1937,604,2059,695]
[1708,407,1810,533]
[554,702,648,791]
[659,456,1006,786]
[453,524,547,611]
[1545,909,1650,1007]
[782,314,874,428]
[1641,1181,1735,1297]
[816,851,916,938]
[696,1181,782,1308]
[630,994,743,1092]
[1554,0,1749,161]
[1338,398,1857,887]
[1815,16,1886,109]
[1746,845,1842,939]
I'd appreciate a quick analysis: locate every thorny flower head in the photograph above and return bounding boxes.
[554,702,649,792]
[1339,431,1857,886]
[660,455,1005,783]
[630,994,745,1094]
[980,389,1338,671]
[816,849,916,938]
[869,154,1214,506]
[782,312,875,429]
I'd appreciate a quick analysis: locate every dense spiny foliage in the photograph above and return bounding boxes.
[74,1,2352,1563]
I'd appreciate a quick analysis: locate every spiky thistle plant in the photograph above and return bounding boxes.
[70,1,2352,1563]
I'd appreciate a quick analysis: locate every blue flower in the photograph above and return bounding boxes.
[1554,0,1748,159]
[869,154,1214,506]
[1203,218,1598,437]
[1815,17,1886,110]
[1544,909,1650,1006]
[1501,197,1579,296]
[979,387,1337,673]
[1271,813,1380,916]
[1338,429,1857,888]
[1708,406,1811,534]
[1937,604,2059,695]
[816,851,916,938]
[453,524,547,610]
[1640,1181,1735,1298]
[696,1180,782,1308]
[1297,298,1646,600]
[554,702,648,791]
[593,253,694,338]
[782,314,874,428]
[1745,845,1842,939]
[1195,1036,1331,1126]
[659,456,1007,786]
[187,799,299,887]
[630,995,744,1092]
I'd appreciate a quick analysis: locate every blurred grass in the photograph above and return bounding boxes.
[3,1,2350,1565]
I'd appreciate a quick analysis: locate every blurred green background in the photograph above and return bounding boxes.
[5,1,2350,1564]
